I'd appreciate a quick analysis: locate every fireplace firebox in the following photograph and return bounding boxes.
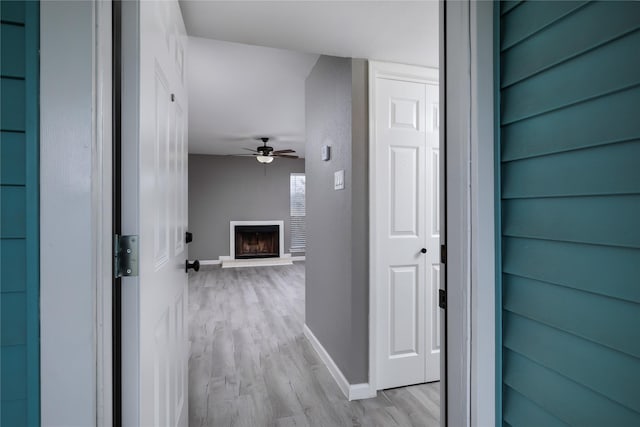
[234,225,280,259]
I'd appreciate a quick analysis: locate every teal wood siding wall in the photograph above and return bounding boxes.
[498,1,640,425]
[1,1,39,425]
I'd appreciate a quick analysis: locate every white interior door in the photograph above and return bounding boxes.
[121,1,189,426]
[373,63,440,390]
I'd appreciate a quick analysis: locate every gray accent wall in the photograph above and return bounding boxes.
[305,56,369,383]
[188,154,305,260]
[350,58,369,382]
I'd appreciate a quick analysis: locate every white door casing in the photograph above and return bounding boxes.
[370,61,440,390]
[121,1,189,426]
[425,82,441,382]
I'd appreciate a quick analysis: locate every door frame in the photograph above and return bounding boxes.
[39,1,496,426]
[39,1,113,426]
[441,1,497,427]
[368,60,440,395]
[367,2,497,427]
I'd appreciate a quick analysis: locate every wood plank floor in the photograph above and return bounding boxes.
[188,263,440,427]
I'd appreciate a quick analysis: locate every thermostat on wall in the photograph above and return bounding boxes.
[321,145,331,161]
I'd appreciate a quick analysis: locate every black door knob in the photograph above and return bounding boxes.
[421,248,427,254]
[185,259,200,273]
[185,231,193,244]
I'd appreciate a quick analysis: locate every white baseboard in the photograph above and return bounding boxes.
[303,324,376,401]
[291,256,306,262]
[199,260,221,266]
[349,382,377,400]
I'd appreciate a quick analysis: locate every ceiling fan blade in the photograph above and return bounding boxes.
[274,154,299,159]
[224,153,257,157]
[272,149,295,154]
[242,147,258,153]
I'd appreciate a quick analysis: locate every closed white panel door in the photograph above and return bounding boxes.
[375,72,440,390]
[122,1,189,426]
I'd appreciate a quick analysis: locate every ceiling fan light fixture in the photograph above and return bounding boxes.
[256,155,274,164]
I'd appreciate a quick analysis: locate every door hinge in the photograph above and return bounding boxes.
[114,234,139,278]
[438,289,447,310]
[440,244,446,264]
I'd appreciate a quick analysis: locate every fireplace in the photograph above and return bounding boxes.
[224,220,289,267]
[234,225,280,259]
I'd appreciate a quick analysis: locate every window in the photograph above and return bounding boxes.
[290,173,306,251]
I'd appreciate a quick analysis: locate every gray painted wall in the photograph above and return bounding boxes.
[188,154,305,260]
[305,56,368,383]
[349,58,369,380]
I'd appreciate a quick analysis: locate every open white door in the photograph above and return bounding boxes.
[371,62,440,390]
[121,1,189,426]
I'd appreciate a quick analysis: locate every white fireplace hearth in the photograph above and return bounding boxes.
[220,220,293,268]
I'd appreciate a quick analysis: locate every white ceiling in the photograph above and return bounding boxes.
[187,37,318,156]
[180,1,439,157]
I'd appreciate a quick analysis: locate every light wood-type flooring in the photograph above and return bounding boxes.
[188,263,440,427]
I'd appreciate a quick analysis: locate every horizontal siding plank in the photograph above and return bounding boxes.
[0,399,26,427]
[0,292,26,346]
[503,349,640,427]
[0,186,26,238]
[502,237,640,304]
[501,86,640,161]
[0,77,25,131]
[0,345,26,400]
[502,195,640,248]
[1,132,26,185]
[503,348,640,426]
[504,274,640,357]
[0,239,26,293]
[500,1,586,51]
[502,30,640,124]
[504,314,640,414]
[1,23,25,78]
[502,140,640,198]
[501,1,640,87]
[0,1,25,24]
[500,1,523,17]
[503,386,569,427]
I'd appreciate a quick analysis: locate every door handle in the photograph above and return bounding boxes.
[185,259,200,273]
[420,248,427,254]
[185,231,193,244]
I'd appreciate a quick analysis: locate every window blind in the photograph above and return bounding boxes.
[290,173,306,251]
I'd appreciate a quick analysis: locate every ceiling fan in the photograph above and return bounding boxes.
[240,137,299,164]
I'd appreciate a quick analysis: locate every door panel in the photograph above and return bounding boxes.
[389,266,419,357]
[122,1,189,426]
[375,73,440,389]
[390,146,419,235]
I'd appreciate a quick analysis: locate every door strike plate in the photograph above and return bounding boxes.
[115,234,139,278]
